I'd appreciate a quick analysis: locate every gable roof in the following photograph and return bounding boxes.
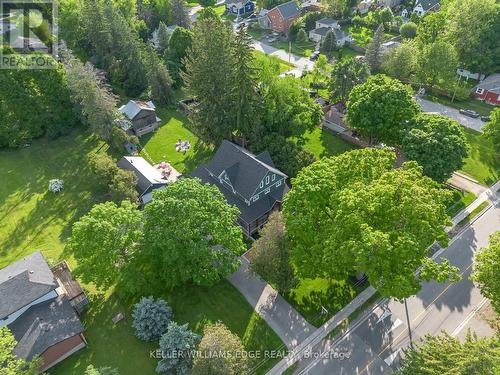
[0,252,57,320]
[317,17,338,26]
[200,140,287,201]
[475,74,500,95]
[273,0,300,19]
[414,0,439,11]
[8,295,84,361]
[117,156,168,195]
[119,100,156,120]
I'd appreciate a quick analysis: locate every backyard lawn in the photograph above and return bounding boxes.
[253,50,295,75]
[460,127,500,186]
[447,189,476,218]
[139,109,214,174]
[347,25,394,47]
[271,39,315,58]
[50,282,284,375]
[301,127,356,159]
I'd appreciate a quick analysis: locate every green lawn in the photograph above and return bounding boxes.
[271,39,315,58]
[446,189,476,218]
[214,4,226,16]
[0,130,106,269]
[347,25,394,47]
[332,46,362,60]
[254,50,295,75]
[50,282,284,375]
[301,127,356,159]
[139,109,214,174]
[284,277,368,327]
[460,127,500,186]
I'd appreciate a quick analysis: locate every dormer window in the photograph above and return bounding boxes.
[272,174,276,181]
[260,181,264,188]
[266,176,270,184]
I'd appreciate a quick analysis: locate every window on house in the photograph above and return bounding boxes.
[276,180,282,187]
[266,176,270,184]
[253,195,259,202]
[476,88,484,94]
[260,180,264,188]
[272,174,276,181]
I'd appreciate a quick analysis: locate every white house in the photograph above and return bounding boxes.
[309,18,353,47]
[413,0,440,17]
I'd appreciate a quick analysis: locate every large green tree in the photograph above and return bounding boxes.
[365,24,384,72]
[402,114,468,183]
[148,46,174,106]
[417,41,458,90]
[172,0,190,29]
[472,231,500,314]
[483,108,500,152]
[67,201,143,290]
[248,211,297,294]
[445,0,500,75]
[165,26,193,87]
[346,74,419,145]
[191,323,249,375]
[283,148,458,299]
[140,178,245,289]
[183,15,236,144]
[328,57,370,103]
[320,30,337,58]
[398,332,500,375]
[0,327,40,375]
[382,41,418,80]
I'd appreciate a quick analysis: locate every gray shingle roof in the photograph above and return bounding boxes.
[275,0,300,19]
[119,100,156,120]
[317,17,338,26]
[191,141,288,223]
[415,0,439,11]
[0,252,57,320]
[475,74,500,95]
[8,295,84,361]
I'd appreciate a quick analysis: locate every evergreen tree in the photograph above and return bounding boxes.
[231,27,261,146]
[132,296,173,341]
[157,21,169,53]
[320,30,337,57]
[183,15,236,144]
[296,28,307,44]
[172,0,191,29]
[148,46,174,105]
[165,27,193,87]
[365,24,384,72]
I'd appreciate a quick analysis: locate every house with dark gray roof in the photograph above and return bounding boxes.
[192,140,289,237]
[119,100,162,137]
[0,252,86,373]
[413,0,439,17]
[309,18,353,45]
[266,0,301,33]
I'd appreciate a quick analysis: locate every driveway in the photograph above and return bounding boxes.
[251,40,314,72]
[415,97,485,132]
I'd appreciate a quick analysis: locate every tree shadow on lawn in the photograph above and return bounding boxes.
[286,278,366,327]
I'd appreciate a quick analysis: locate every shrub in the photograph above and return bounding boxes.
[132,296,173,342]
[156,322,200,374]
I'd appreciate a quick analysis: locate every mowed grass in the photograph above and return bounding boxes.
[446,189,476,218]
[460,127,500,186]
[301,127,356,159]
[0,130,106,269]
[253,50,295,75]
[139,109,214,174]
[51,282,284,375]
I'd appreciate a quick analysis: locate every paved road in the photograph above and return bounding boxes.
[227,257,314,350]
[295,193,500,375]
[252,40,314,73]
[416,97,485,132]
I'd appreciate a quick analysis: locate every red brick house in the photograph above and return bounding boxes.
[472,74,500,106]
[267,0,300,33]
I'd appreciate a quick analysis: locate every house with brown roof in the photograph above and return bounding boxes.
[0,252,87,373]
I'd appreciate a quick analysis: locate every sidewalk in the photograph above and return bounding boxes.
[448,172,487,196]
[227,257,314,350]
[450,178,500,226]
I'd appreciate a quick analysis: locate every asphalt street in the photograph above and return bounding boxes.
[295,194,500,375]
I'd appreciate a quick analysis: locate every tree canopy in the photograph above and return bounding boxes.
[483,108,500,152]
[398,332,500,375]
[382,42,418,81]
[365,24,384,72]
[283,148,458,299]
[346,74,419,145]
[328,57,370,103]
[140,178,245,289]
[400,22,417,39]
[68,200,142,290]
[0,327,40,375]
[132,296,173,341]
[402,114,468,182]
[472,231,500,314]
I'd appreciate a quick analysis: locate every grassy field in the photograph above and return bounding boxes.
[0,130,106,269]
[50,282,284,375]
[253,50,295,75]
[301,127,356,159]
[271,39,315,58]
[139,109,214,174]
[1,127,284,375]
[347,25,393,47]
[460,127,500,186]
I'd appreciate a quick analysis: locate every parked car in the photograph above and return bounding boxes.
[309,51,320,61]
[459,109,480,118]
[480,115,491,122]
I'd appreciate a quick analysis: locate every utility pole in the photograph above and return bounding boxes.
[288,41,291,65]
[451,72,462,103]
[404,298,414,349]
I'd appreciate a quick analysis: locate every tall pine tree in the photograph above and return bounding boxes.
[365,24,384,73]
[172,0,191,29]
[148,46,174,105]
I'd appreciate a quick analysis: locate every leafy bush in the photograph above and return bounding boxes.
[156,322,200,374]
[132,296,173,342]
